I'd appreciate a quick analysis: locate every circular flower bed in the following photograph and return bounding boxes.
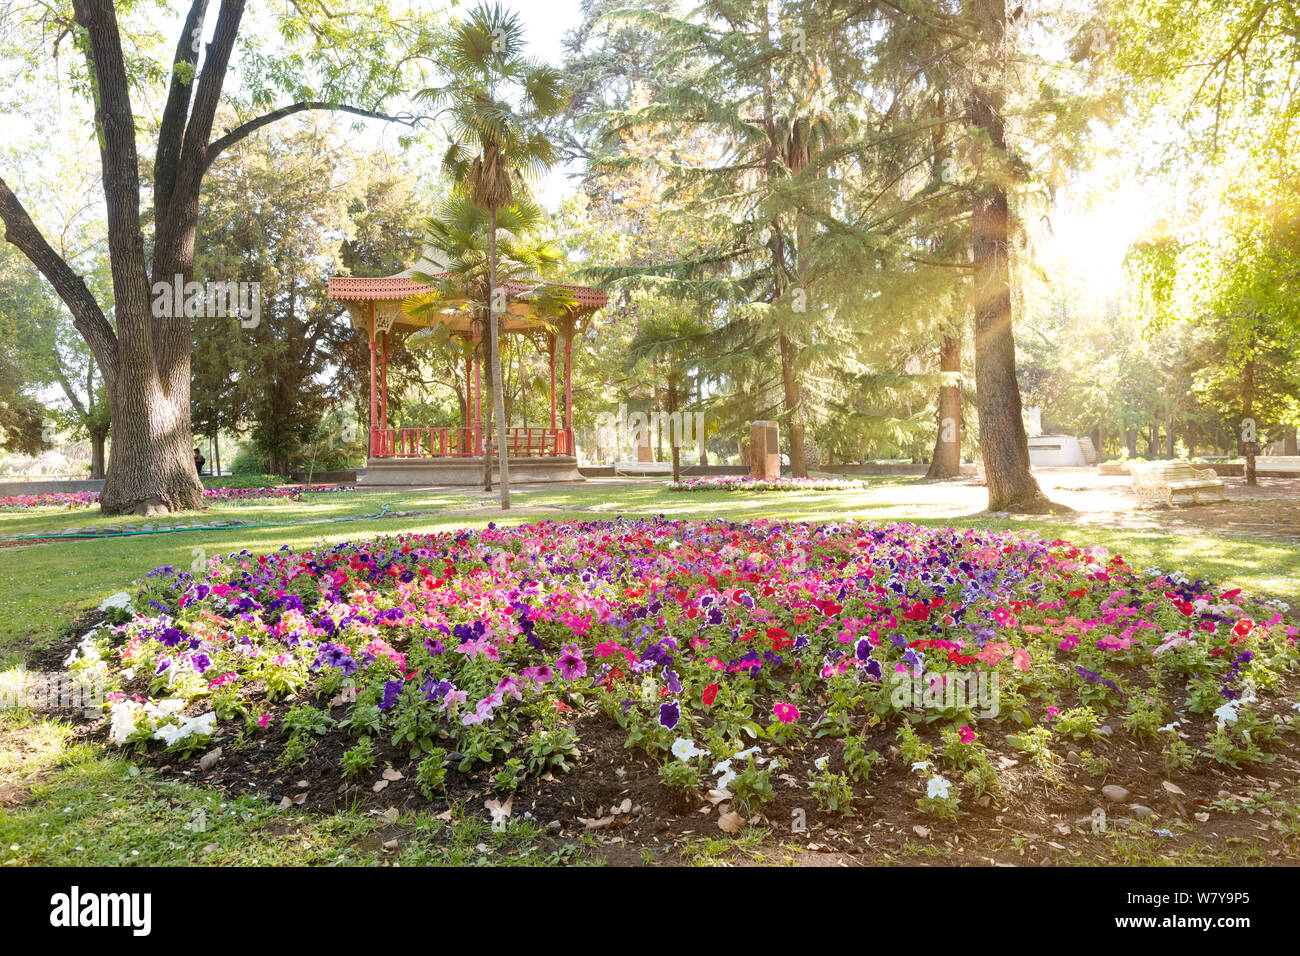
[667,476,867,492]
[69,519,1299,826]
[0,485,355,511]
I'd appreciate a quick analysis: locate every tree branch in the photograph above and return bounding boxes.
[0,173,119,382]
[154,0,212,222]
[204,103,427,171]
[153,0,245,390]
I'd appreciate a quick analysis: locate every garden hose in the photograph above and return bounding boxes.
[0,498,435,543]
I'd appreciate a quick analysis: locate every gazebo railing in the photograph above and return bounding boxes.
[370,426,572,458]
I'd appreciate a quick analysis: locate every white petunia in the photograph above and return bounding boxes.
[911,760,930,773]
[108,700,145,745]
[1213,701,1241,726]
[1158,721,1181,733]
[153,710,215,746]
[671,737,707,762]
[926,776,952,800]
[814,755,829,771]
[97,592,134,612]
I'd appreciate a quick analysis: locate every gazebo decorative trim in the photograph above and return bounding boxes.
[328,269,606,483]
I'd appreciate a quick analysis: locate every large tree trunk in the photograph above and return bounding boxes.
[668,377,681,484]
[778,332,808,477]
[487,206,510,508]
[925,331,962,479]
[79,0,221,515]
[479,315,493,492]
[697,378,708,466]
[89,426,108,480]
[969,0,1061,514]
[1244,356,1257,486]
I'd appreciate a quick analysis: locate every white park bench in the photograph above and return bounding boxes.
[1128,460,1226,507]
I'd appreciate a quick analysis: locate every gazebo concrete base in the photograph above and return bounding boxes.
[359,456,585,486]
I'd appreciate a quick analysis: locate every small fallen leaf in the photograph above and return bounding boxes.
[372,779,389,793]
[1194,812,1210,823]
[706,788,733,806]
[378,807,399,825]
[913,825,931,838]
[382,768,404,781]
[1162,781,1186,796]
[717,810,745,834]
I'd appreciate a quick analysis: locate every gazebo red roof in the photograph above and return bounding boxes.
[328,274,607,310]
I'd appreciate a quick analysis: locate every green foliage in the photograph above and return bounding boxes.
[729,757,774,815]
[842,736,883,784]
[416,749,450,799]
[810,770,855,815]
[524,724,581,774]
[492,757,526,793]
[341,738,378,780]
[659,759,703,793]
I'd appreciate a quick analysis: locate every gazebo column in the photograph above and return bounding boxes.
[368,303,378,456]
[548,332,557,431]
[380,330,390,436]
[464,343,472,434]
[473,331,484,456]
[564,315,574,456]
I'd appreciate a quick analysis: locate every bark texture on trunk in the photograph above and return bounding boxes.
[487,207,510,508]
[1244,357,1257,486]
[89,427,108,480]
[778,332,808,478]
[668,377,681,484]
[969,0,1063,514]
[77,0,216,514]
[925,331,963,479]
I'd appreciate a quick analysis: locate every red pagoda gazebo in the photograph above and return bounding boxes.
[329,262,606,485]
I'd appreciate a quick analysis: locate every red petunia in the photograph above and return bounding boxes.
[702,683,719,707]
[767,627,793,651]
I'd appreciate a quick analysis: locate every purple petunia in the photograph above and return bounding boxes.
[658,701,680,730]
[556,644,586,680]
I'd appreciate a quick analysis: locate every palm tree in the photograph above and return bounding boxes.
[417,3,567,509]
[405,195,576,488]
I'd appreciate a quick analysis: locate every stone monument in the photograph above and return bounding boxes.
[750,420,780,479]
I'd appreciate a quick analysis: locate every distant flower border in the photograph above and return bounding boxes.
[667,476,867,493]
[0,486,355,511]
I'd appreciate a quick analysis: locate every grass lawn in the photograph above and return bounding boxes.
[2,479,1299,867]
